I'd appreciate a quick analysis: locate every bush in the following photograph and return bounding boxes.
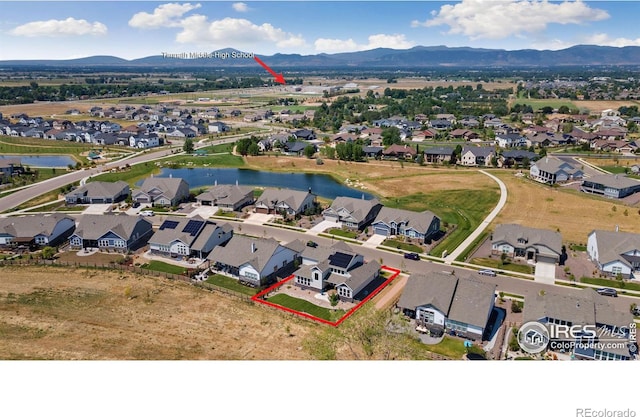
[511,300,523,313]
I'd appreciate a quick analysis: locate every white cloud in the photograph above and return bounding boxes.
[412,0,609,40]
[582,33,640,47]
[176,16,306,48]
[129,3,201,29]
[232,2,250,12]
[315,34,414,53]
[10,17,107,37]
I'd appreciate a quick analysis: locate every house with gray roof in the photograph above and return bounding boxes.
[208,235,298,287]
[0,157,23,179]
[529,157,583,185]
[0,214,75,248]
[495,132,526,148]
[397,272,496,341]
[69,214,153,252]
[65,181,130,205]
[424,146,455,164]
[587,229,640,279]
[523,288,635,360]
[322,196,382,230]
[491,224,563,264]
[371,207,441,243]
[133,177,190,207]
[254,188,317,216]
[149,216,232,259]
[293,243,380,302]
[581,174,640,199]
[195,184,254,211]
[459,146,495,167]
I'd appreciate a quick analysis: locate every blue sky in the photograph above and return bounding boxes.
[1,1,640,60]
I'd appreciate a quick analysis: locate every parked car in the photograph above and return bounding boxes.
[596,287,618,297]
[132,201,141,208]
[404,252,420,260]
[140,210,155,217]
[478,269,497,277]
[306,240,318,248]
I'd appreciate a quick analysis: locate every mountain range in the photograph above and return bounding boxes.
[3,45,640,68]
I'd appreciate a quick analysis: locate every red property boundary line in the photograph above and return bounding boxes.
[251,265,401,327]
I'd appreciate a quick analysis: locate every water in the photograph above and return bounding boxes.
[0,154,76,168]
[145,168,374,200]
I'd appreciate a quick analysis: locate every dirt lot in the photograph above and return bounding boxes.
[0,266,317,360]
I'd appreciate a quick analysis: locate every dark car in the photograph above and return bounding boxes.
[404,252,420,260]
[596,288,618,297]
[132,201,141,208]
[306,240,318,248]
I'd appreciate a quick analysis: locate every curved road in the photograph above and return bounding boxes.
[443,169,507,264]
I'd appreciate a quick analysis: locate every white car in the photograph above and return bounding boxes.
[140,210,155,217]
[478,269,497,277]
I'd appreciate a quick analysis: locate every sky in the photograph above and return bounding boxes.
[1,1,640,60]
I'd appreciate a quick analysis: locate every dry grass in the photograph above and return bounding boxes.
[0,102,97,118]
[569,100,639,114]
[0,266,316,360]
[493,170,640,244]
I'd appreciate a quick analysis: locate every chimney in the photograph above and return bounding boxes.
[251,242,256,253]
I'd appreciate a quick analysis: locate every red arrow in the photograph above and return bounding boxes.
[254,55,286,84]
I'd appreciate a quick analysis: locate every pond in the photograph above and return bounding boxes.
[0,154,76,168]
[147,168,375,200]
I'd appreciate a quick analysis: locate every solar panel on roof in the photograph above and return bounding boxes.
[182,220,205,236]
[159,220,179,230]
[328,252,354,268]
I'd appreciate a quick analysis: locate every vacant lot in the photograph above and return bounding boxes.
[0,266,315,360]
[493,170,640,243]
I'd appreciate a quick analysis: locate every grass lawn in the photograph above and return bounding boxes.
[455,230,489,262]
[424,336,467,359]
[381,238,424,253]
[5,189,61,213]
[580,277,640,292]
[600,166,629,174]
[140,260,186,275]
[205,274,257,296]
[327,228,359,239]
[266,293,346,322]
[162,153,244,168]
[90,162,160,186]
[383,189,499,257]
[470,257,534,274]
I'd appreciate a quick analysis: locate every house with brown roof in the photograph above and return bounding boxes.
[397,272,497,340]
[382,144,418,160]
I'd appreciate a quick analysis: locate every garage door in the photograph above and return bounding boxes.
[374,225,389,236]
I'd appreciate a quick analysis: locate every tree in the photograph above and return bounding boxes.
[304,144,316,159]
[41,246,56,260]
[247,143,260,156]
[381,127,401,146]
[183,138,194,153]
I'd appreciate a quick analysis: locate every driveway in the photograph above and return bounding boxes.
[534,260,556,285]
[306,220,340,236]
[244,212,274,225]
[362,234,386,248]
[186,204,219,218]
[83,204,113,215]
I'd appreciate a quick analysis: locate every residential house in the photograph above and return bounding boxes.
[459,146,495,167]
[322,197,382,230]
[491,223,563,264]
[254,188,317,216]
[523,288,635,360]
[424,146,455,164]
[293,246,381,302]
[195,184,255,211]
[208,121,230,133]
[0,214,75,248]
[149,216,233,259]
[65,181,130,205]
[397,272,497,341]
[282,141,313,156]
[587,229,640,279]
[372,207,441,243]
[382,144,418,160]
[362,146,383,158]
[0,157,23,180]
[529,157,584,185]
[495,133,526,148]
[501,150,539,167]
[581,174,640,199]
[133,177,190,207]
[293,129,316,141]
[450,129,479,141]
[69,214,152,252]
[208,235,298,287]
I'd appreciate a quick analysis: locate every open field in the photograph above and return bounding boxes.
[493,170,640,244]
[0,265,315,359]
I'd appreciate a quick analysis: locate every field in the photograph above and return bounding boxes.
[493,170,640,243]
[0,265,315,359]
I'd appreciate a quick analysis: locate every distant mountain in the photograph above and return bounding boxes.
[4,45,640,68]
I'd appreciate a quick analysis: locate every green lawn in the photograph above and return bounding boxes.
[580,277,640,292]
[424,336,467,359]
[90,162,160,186]
[327,228,359,239]
[384,189,499,257]
[511,98,579,112]
[266,293,346,322]
[140,260,186,275]
[470,257,534,274]
[381,238,424,253]
[162,153,245,168]
[569,243,587,252]
[205,274,257,296]
[455,230,489,262]
[600,166,629,175]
